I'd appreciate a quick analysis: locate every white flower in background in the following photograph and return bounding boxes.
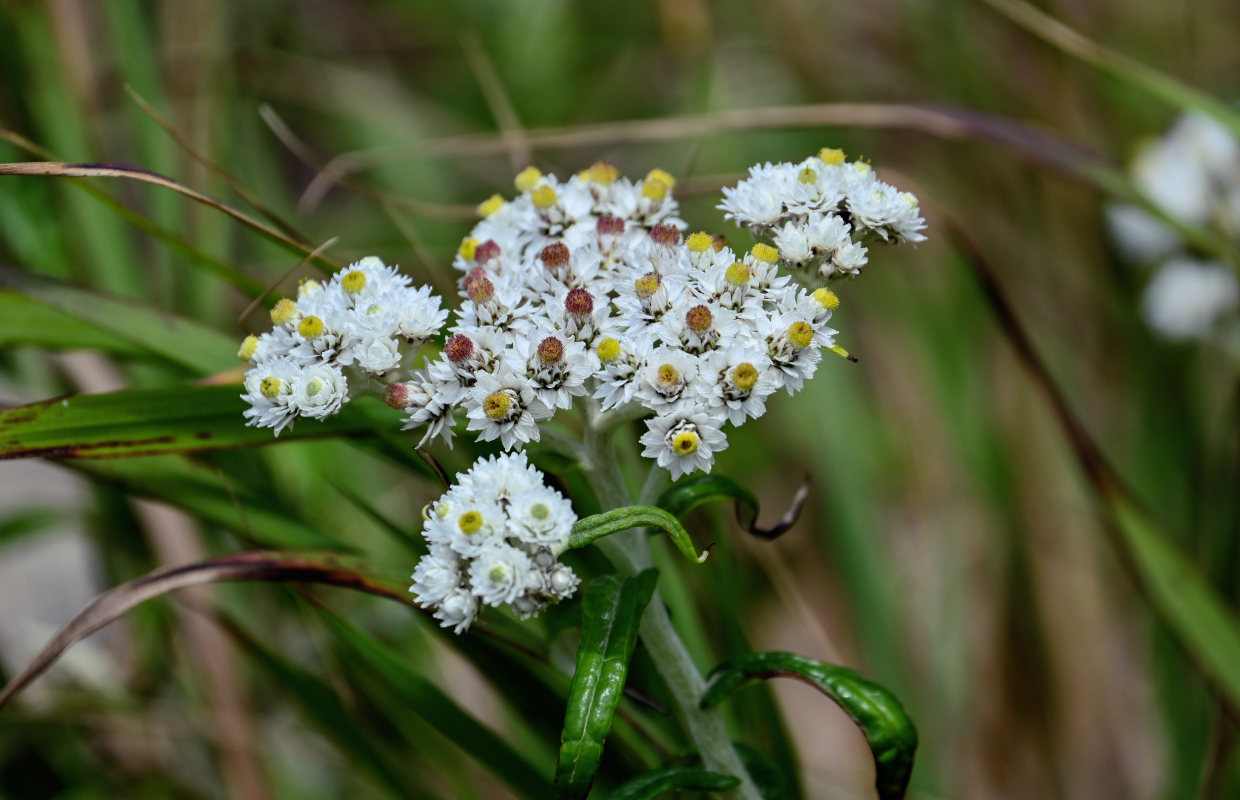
[1142,258,1240,341]
[1107,111,1240,343]
[410,451,580,633]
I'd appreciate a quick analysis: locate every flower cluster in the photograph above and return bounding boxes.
[1106,112,1240,342]
[391,154,925,478]
[720,147,926,283]
[239,257,448,434]
[410,451,580,632]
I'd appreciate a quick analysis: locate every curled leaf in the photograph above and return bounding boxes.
[701,652,917,800]
[604,766,739,799]
[657,474,810,540]
[567,506,709,563]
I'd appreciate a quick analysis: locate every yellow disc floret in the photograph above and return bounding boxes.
[686,231,713,252]
[304,378,324,397]
[270,298,298,326]
[671,430,700,455]
[530,503,550,521]
[646,168,676,189]
[458,237,480,260]
[259,376,282,398]
[483,391,512,420]
[238,335,259,361]
[531,184,558,209]
[341,270,367,294]
[514,166,543,192]
[458,510,484,535]
[297,315,325,338]
[597,337,621,364]
[812,287,840,310]
[799,167,818,184]
[731,362,759,392]
[656,363,681,388]
[751,243,779,264]
[818,147,846,166]
[477,194,505,218]
[634,271,662,299]
[587,161,620,185]
[786,321,815,349]
[297,278,320,299]
[641,178,669,201]
[488,564,509,582]
[725,262,751,286]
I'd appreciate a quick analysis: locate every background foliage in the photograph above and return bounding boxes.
[1,0,1238,798]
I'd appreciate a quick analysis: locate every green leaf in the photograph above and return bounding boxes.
[0,268,238,373]
[656,474,809,540]
[556,570,659,800]
[733,744,794,800]
[568,506,709,564]
[0,291,143,355]
[317,610,552,800]
[700,652,918,800]
[604,766,739,799]
[0,385,397,460]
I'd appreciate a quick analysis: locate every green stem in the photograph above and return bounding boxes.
[580,401,760,800]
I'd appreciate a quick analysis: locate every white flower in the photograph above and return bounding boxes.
[441,500,508,557]
[410,544,463,606]
[289,362,348,419]
[639,408,729,479]
[507,486,575,546]
[464,366,549,449]
[434,587,479,634]
[241,356,302,435]
[1142,258,1240,341]
[469,545,537,607]
[456,450,545,504]
[634,346,703,412]
[702,346,780,426]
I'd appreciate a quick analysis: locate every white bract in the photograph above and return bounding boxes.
[410,452,579,632]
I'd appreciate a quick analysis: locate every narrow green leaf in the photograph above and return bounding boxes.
[0,268,238,373]
[568,506,709,564]
[656,475,809,540]
[733,744,793,800]
[604,766,739,799]
[0,507,71,547]
[69,456,349,551]
[317,610,552,800]
[556,570,659,800]
[700,652,918,800]
[0,385,395,460]
[0,291,144,355]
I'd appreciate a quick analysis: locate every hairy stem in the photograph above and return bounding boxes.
[580,401,760,800]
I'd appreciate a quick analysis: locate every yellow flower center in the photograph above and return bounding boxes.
[305,378,323,397]
[812,287,840,310]
[686,231,713,252]
[818,147,846,165]
[530,503,550,521]
[750,243,779,264]
[477,194,505,218]
[297,278,320,298]
[259,376,282,398]
[458,510,484,534]
[634,271,662,299]
[641,178,669,200]
[483,391,513,420]
[725,262,751,286]
[786,321,815,349]
[798,167,818,184]
[298,315,325,338]
[685,304,713,334]
[270,298,298,326]
[587,161,619,185]
[238,335,259,361]
[671,430,700,455]
[514,166,543,192]
[645,168,676,189]
[596,337,621,363]
[488,564,509,582]
[341,270,367,294]
[531,185,558,209]
[656,363,680,388]
[458,237,480,260]
[731,362,759,391]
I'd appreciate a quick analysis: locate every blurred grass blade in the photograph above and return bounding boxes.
[70,456,349,551]
[556,570,659,800]
[701,652,917,800]
[983,0,1240,139]
[0,161,336,270]
[0,507,71,547]
[0,268,237,373]
[604,766,739,799]
[0,291,143,355]
[0,550,410,710]
[956,225,1240,715]
[316,610,552,800]
[657,475,810,540]
[0,385,396,460]
[734,744,794,800]
[219,614,432,800]
[568,506,709,564]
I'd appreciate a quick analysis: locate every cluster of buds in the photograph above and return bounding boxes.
[239,257,447,434]
[410,451,580,632]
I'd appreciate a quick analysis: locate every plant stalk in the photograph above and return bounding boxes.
[581,402,760,800]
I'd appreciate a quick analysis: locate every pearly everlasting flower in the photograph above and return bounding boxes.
[409,452,580,633]
[640,408,729,479]
[464,366,549,449]
[1142,258,1240,341]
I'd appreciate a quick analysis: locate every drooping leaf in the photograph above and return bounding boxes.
[568,507,709,564]
[0,550,411,710]
[0,385,397,460]
[604,766,739,799]
[700,652,918,800]
[656,474,810,540]
[556,570,659,800]
[316,609,553,800]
